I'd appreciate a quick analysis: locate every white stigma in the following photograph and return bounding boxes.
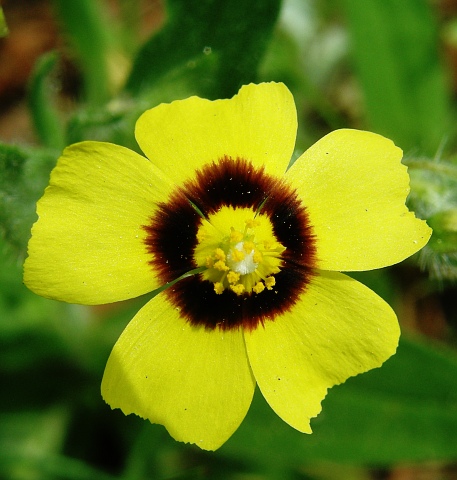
[226,242,258,275]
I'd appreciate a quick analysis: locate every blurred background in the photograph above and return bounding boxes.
[1,0,457,478]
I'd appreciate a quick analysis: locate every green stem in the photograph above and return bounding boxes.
[28,52,65,150]
[118,0,142,55]
[0,6,8,37]
[51,0,114,105]
[149,266,207,298]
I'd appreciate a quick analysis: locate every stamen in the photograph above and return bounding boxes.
[197,230,207,242]
[197,212,285,296]
[252,250,263,263]
[265,276,276,290]
[214,248,226,261]
[227,270,240,284]
[245,219,260,228]
[230,283,245,295]
[243,241,255,253]
[253,282,265,294]
[213,260,229,271]
[230,228,243,242]
[231,249,245,262]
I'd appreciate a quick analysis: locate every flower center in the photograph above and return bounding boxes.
[227,240,259,275]
[194,207,285,296]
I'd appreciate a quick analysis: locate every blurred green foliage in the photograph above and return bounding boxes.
[341,0,451,154]
[0,7,7,38]
[1,0,457,478]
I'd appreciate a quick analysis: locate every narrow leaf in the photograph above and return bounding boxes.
[51,0,115,105]
[0,6,8,37]
[27,52,66,151]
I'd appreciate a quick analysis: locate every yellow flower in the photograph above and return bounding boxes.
[23,83,432,451]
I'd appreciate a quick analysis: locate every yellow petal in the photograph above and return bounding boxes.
[286,129,432,271]
[24,141,174,304]
[135,82,296,184]
[101,293,255,451]
[244,271,400,433]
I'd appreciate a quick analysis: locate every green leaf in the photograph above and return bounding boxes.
[117,0,144,56]
[126,0,282,99]
[27,52,66,150]
[0,144,57,257]
[66,68,220,147]
[0,408,118,480]
[340,0,451,154]
[51,0,116,105]
[0,408,68,480]
[67,0,281,145]
[0,6,8,37]
[222,336,457,469]
[406,157,457,281]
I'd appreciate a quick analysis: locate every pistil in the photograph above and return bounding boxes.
[203,216,285,295]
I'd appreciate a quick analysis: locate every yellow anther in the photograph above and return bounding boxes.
[230,283,245,295]
[231,249,245,261]
[276,244,287,254]
[197,210,286,296]
[265,276,276,290]
[243,241,255,253]
[263,240,273,250]
[197,229,207,242]
[253,281,265,294]
[214,260,229,271]
[230,228,243,242]
[214,248,226,261]
[252,250,263,263]
[227,270,240,284]
[245,219,260,228]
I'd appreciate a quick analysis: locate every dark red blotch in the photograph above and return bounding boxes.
[143,157,316,331]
